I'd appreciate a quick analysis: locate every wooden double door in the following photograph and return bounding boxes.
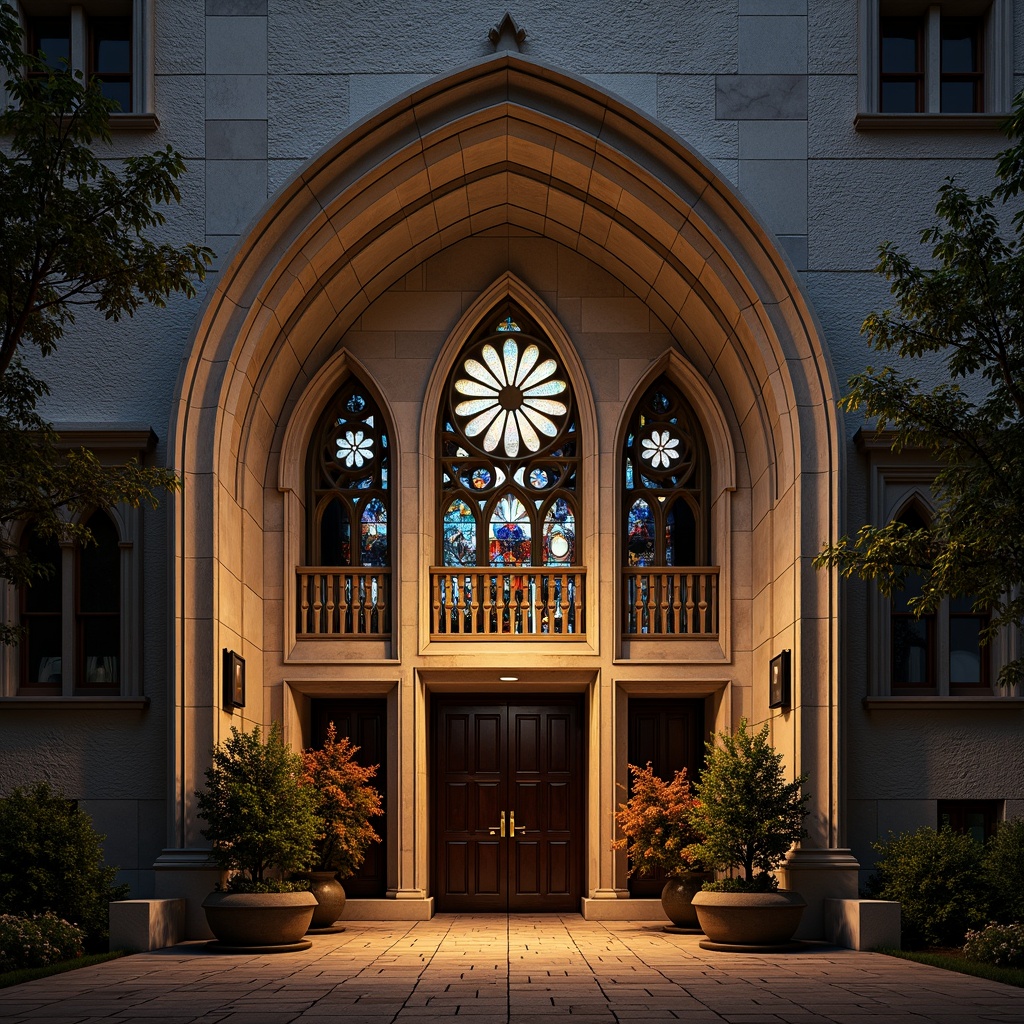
[433,696,584,912]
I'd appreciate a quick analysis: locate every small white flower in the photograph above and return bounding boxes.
[336,429,374,468]
[640,429,680,470]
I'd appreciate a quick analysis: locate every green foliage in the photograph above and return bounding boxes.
[688,719,808,890]
[982,818,1024,924]
[0,359,179,645]
[195,723,320,886]
[612,762,699,877]
[814,93,1024,687]
[0,4,212,378]
[302,723,382,878]
[0,7,210,632]
[0,783,129,948]
[222,878,311,895]
[866,825,990,948]
[0,913,84,972]
[963,922,1024,968]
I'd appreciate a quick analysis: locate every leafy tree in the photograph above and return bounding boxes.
[0,4,211,639]
[814,96,1024,687]
[195,723,320,891]
[0,782,129,949]
[688,719,808,891]
[302,723,382,878]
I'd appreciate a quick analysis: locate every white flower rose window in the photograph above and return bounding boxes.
[307,377,390,569]
[623,377,709,568]
[440,306,580,568]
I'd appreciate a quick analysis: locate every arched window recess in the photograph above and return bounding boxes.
[432,302,585,638]
[299,375,391,638]
[622,376,718,637]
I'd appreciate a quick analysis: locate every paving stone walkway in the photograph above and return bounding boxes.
[2,915,1023,1024]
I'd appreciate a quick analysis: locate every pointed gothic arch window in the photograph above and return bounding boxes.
[438,303,580,569]
[622,376,715,636]
[301,375,391,637]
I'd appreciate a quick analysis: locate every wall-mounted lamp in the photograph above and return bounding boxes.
[768,649,791,710]
[223,649,246,710]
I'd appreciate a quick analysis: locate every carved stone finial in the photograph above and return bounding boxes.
[488,12,526,52]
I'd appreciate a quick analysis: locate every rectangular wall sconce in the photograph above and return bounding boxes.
[223,649,245,709]
[768,649,791,710]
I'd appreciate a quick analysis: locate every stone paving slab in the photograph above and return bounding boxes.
[1,915,1022,1024]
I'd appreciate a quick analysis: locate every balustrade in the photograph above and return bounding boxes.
[623,567,719,637]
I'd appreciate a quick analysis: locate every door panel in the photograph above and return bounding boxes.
[433,696,583,912]
[311,699,388,897]
[626,698,704,898]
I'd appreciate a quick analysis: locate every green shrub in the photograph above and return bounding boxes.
[196,723,319,888]
[983,818,1024,924]
[0,783,128,948]
[866,825,990,948]
[964,922,1024,967]
[0,913,84,972]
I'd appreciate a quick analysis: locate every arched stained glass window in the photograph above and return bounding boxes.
[439,304,581,567]
[622,376,710,567]
[307,376,390,567]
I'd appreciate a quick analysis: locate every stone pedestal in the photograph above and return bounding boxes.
[779,847,861,940]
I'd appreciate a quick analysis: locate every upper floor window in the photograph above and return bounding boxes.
[306,376,390,570]
[621,376,716,638]
[18,510,122,696]
[858,0,1011,124]
[889,500,991,696]
[18,0,154,123]
[298,375,392,639]
[438,305,580,570]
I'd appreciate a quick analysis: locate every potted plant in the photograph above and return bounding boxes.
[688,719,810,950]
[612,762,703,928]
[300,723,383,930]
[195,723,320,950]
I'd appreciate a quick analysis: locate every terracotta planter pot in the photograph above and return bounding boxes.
[660,874,703,928]
[202,891,317,948]
[691,889,806,950]
[306,872,347,929]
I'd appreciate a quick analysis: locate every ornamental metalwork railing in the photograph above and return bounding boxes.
[429,566,586,639]
[297,568,391,637]
[622,567,719,637]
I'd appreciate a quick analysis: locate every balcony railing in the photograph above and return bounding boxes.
[623,567,719,637]
[430,566,586,639]
[297,567,391,638]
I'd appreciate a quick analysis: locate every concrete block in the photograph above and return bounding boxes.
[340,897,434,921]
[109,899,186,952]
[739,158,807,234]
[738,119,807,159]
[206,75,268,120]
[581,898,669,921]
[205,119,268,159]
[824,898,901,951]
[738,16,807,75]
[716,75,807,119]
[205,160,268,235]
[205,16,267,75]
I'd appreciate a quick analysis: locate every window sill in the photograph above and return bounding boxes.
[109,113,160,132]
[863,696,1024,710]
[0,696,149,710]
[854,112,1006,131]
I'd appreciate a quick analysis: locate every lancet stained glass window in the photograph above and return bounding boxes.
[307,376,390,567]
[622,377,710,567]
[439,304,580,567]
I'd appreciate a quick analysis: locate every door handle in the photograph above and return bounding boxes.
[510,810,526,836]
[488,811,506,837]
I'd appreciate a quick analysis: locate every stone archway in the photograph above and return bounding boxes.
[163,52,852,933]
